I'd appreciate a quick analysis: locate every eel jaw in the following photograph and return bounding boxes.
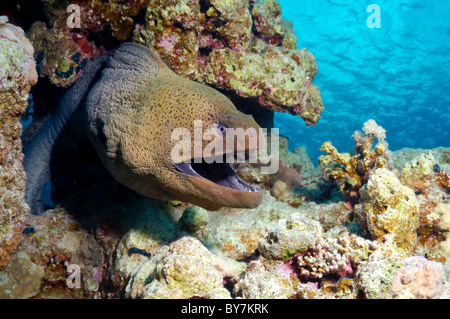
[175,155,259,194]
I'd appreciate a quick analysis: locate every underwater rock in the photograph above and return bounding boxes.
[436,203,450,258]
[356,168,420,252]
[0,17,37,268]
[389,256,444,299]
[269,159,301,200]
[17,209,104,298]
[109,200,178,292]
[300,201,353,232]
[399,152,449,260]
[179,206,209,235]
[203,191,307,260]
[293,228,376,280]
[125,236,233,299]
[0,252,44,299]
[355,243,405,299]
[258,213,322,261]
[400,151,448,194]
[251,0,297,49]
[240,227,376,299]
[391,147,450,173]
[133,0,323,125]
[27,21,100,87]
[40,0,151,41]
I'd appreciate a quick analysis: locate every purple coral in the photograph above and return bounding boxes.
[158,34,178,53]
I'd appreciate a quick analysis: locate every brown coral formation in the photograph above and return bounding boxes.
[0,17,37,268]
[319,120,390,204]
[269,159,301,200]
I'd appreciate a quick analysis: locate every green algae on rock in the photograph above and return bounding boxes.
[179,206,209,234]
[0,17,37,268]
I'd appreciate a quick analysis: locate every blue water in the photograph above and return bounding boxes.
[275,0,450,163]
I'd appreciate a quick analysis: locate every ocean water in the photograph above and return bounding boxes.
[275,0,450,163]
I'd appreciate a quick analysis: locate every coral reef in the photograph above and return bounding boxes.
[1,0,449,300]
[258,213,322,261]
[0,252,44,299]
[27,21,100,87]
[23,0,323,124]
[239,223,377,299]
[355,242,405,299]
[319,119,389,204]
[41,0,151,41]
[15,208,104,298]
[131,0,323,125]
[399,152,450,260]
[356,168,420,252]
[389,256,444,299]
[293,230,377,279]
[0,17,37,268]
[238,257,298,299]
[124,236,233,299]
[203,192,305,260]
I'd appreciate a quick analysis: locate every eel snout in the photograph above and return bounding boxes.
[174,151,263,210]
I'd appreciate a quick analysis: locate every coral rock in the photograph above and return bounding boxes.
[238,257,297,299]
[0,17,37,268]
[399,152,449,259]
[125,236,232,299]
[437,203,450,258]
[0,252,44,299]
[355,243,405,299]
[357,168,420,252]
[389,256,444,299]
[258,213,322,261]
[17,209,104,298]
[133,0,323,125]
[27,21,100,87]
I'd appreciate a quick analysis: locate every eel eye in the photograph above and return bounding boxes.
[217,123,227,135]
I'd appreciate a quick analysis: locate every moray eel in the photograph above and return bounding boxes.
[24,43,263,215]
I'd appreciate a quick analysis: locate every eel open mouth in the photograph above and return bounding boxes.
[175,153,259,193]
